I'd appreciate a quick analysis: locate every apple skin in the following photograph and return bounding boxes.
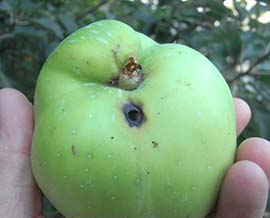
[31,20,236,218]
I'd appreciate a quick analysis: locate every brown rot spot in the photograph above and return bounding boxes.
[157,112,160,115]
[185,82,191,86]
[176,80,181,83]
[152,141,159,148]
[147,171,150,175]
[71,144,77,156]
[61,108,65,112]
[110,136,114,140]
[134,147,137,150]
[161,96,167,100]
[86,60,90,65]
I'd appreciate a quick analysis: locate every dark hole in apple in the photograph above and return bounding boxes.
[122,103,144,127]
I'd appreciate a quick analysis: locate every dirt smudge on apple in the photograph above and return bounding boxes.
[71,144,77,156]
[152,141,159,148]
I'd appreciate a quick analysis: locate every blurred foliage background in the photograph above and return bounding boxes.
[0,0,269,217]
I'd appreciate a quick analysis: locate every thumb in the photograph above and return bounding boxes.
[0,88,43,218]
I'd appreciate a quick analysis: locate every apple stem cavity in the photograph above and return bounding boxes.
[122,103,144,127]
[117,56,144,90]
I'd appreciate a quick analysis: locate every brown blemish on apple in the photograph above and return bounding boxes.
[185,82,191,86]
[122,57,142,74]
[71,144,77,156]
[110,136,114,140]
[107,77,119,87]
[112,43,121,62]
[152,141,159,148]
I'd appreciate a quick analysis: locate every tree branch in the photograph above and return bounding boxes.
[227,50,270,83]
[76,0,110,20]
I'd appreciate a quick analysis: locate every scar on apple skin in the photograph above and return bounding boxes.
[122,102,145,127]
[71,144,77,156]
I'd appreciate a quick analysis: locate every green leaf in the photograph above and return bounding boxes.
[14,26,46,38]
[32,17,64,38]
[58,14,78,34]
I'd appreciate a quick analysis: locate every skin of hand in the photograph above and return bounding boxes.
[0,88,269,218]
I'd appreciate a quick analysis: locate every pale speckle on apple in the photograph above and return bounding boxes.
[107,89,113,94]
[80,36,86,40]
[42,160,47,165]
[96,37,109,45]
[85,168,89,172]
[192,186,197,191]
[178,161,183,166]
[180,195,188,202]
[82,82,95,87]
[106,154,112,159]
[111,196,116,200]
[87,153,93,159]
[89,114,93,119]
[129,142,135,150]
[197,111,203,117]
[89,29,98,35]
[118,89,123,98]
[63,175,67,179]
[207,165,212,170]
[71,129,77,135]
[87,180,95,188]
[67,38,81,44]
[111,115,116,122]
[106,31,113,37]
[56,153,61,158]
[113,175,118,180]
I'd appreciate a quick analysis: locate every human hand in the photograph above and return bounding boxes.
[0,88,269,218]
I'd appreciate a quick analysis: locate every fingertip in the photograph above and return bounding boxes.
[0,88,32,104]
[233,97,251,136]
[0,88,34,154]
[216,160,268,218]
[237,137,270,185]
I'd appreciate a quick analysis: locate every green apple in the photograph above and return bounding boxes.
[31,19,236,218]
